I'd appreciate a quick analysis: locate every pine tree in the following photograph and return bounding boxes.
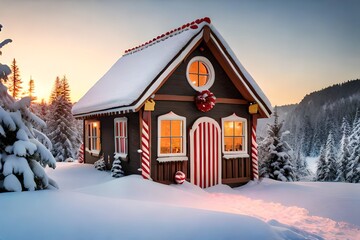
[49,76,61,104]
[323,131,337,181]
[26,76,37,103]
[346,111,360,183]
[0,25,12,81]
[336,117,351,182]
[294,150,310,179]
[47,77,80,162]
[259,107,296,181]
[7,58,22,99]
[302,115,314,156]
[111,154,124,178]
[315,146,327,181]
[60,75,71,102]
[94,155,106,171]
[0,25,57,192]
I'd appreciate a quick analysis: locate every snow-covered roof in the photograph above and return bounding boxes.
[72,18,272,118]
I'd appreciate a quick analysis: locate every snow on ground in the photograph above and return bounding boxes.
[1,162,359,240]
[306,156,319,174]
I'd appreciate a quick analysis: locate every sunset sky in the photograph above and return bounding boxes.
[1,0,359,106]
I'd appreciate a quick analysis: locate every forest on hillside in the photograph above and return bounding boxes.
[284,79,360,157]
[258,79,360,183]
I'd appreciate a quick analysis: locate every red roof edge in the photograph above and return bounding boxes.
[123,17,211,56]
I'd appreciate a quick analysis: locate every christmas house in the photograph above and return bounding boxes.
[72,18,272,188]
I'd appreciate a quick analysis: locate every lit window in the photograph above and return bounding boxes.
[158,112,186,157]
[186,56,214,91]
[114,118,128,157]
[85,120,101,155]
[222,114,248,157]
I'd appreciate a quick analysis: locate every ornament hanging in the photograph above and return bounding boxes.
[195,90,216,112]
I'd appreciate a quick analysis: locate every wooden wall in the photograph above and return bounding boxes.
[84,112,141,175]
[150,42,252,185]
[83,41,255,186]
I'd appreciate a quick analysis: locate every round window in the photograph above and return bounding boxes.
[186,56,215,91]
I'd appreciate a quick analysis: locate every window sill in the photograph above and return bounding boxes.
[85,148,100,157]
[156,156,188,163]
[223,153,249,159]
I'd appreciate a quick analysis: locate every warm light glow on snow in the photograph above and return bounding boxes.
[196,192,359,240]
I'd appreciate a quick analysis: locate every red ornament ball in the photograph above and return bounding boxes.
[195,90,216,112]
[175,171,186,184]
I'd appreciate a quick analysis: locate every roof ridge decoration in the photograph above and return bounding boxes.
[123,17,211,56]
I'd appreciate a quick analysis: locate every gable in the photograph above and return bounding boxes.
[72,18,272,119]
[156,41,245,100]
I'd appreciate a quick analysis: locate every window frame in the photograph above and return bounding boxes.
[221,114,249,158]
[114,117,128,158]
[157,112,187,161]
[85,120,101,156]
[186,56,215,91]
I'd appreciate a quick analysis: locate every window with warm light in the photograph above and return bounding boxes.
[85,120,101,154]
[157,112,186,158]
[186,56,214,91]
[222,114,248,157]
[114,118,128,157]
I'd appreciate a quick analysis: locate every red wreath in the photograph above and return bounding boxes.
[195,90,216,112]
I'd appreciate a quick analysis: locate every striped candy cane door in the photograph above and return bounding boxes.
[190,117,221,188]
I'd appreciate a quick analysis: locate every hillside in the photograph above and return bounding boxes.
[258,79,360,156]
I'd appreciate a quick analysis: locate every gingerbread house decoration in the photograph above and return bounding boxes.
[72,18,272,188]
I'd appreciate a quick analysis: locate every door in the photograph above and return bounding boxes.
[190,117,221,188]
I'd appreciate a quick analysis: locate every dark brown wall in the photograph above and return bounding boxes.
[84,112,141,175]
[156,41,244,99]
[150,43,252,182]
[84,41,253,184]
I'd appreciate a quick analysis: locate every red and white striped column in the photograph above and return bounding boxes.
[251,117,259,180]
[78,143,84,163]
[141,111,151,180]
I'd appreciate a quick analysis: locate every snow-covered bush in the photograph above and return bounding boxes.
[111,154,124,178]
[94,156,106,171]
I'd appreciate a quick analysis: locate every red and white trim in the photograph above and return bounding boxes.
[141,111,151,180]
[190,117,221,188]
[124,17,211,55]
[78,144,84,163]
[251,119,259,180]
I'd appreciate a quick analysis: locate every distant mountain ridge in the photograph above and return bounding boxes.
[258,79,360,156]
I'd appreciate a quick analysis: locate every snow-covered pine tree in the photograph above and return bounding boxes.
[49,76,61,103]
[0,25,57,192]
[94,155,106,171]
[346,110,360,183]
[315,146,327,181]
[336,117,351,182]
[323,131,337,181]
[7,58,22,99]
[294,150,310,179]
[47,76,80,161]
[111,154,124,178]
[257,135,271,174]
[259,107,296,182]
[302,115,314,157]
